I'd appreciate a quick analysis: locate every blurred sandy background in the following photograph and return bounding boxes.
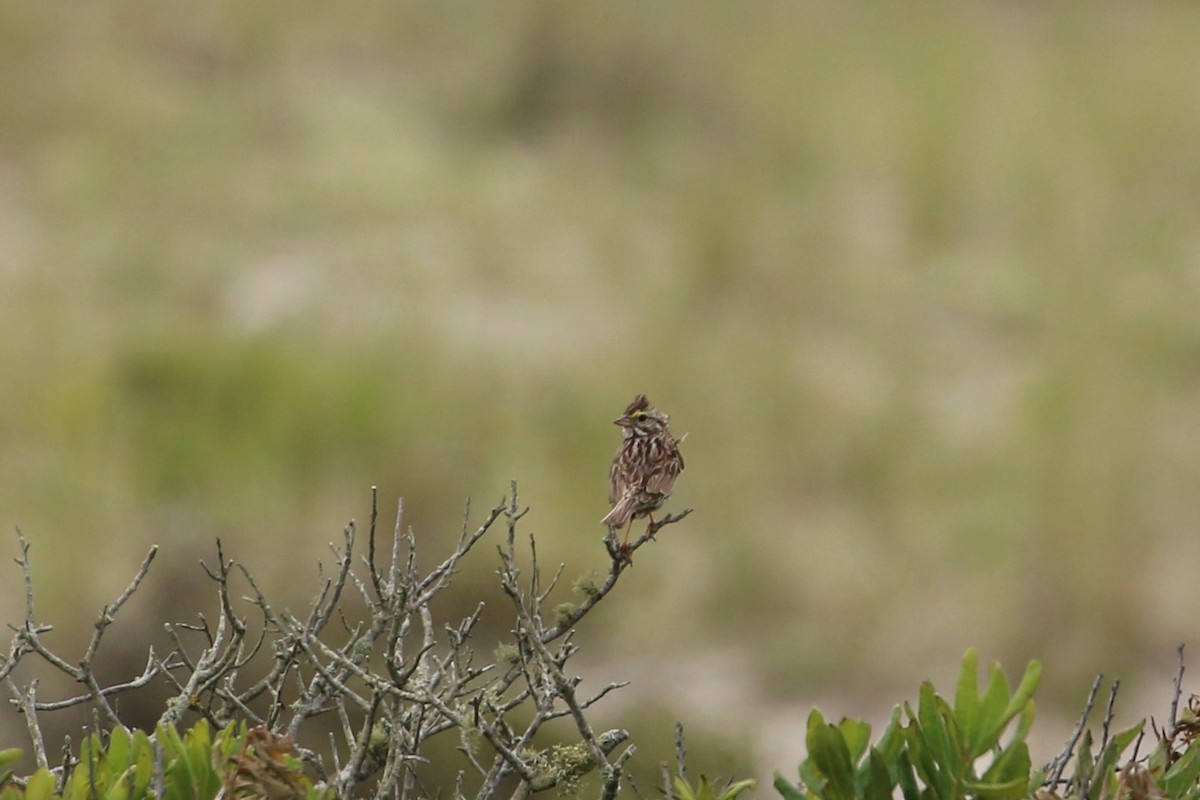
[3,0,1200,790]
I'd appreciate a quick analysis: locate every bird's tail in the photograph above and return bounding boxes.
[601,496,635,528]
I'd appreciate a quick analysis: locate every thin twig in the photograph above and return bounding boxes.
[551,508,692,642]
[1101,678,1120,752]
[1169,644,1186,735]
[6,678,48,769]
[367,486,385,604]
[1045,673,1103,788]
[34,649,160,711]
[675,721,688,782]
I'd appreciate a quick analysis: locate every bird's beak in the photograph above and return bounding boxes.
[614,417,633,427]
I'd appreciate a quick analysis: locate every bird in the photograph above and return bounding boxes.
[602,394,685,553]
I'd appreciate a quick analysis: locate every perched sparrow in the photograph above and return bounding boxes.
[602,394,685,550]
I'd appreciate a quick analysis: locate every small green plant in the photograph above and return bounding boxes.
[775,648,1040,800]
[0,722,331,800]
[64,725,156,800]
[663,725,756,800]
[670,773,758,800]
[775,648,1200,800]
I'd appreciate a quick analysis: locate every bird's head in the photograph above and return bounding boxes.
[615,394,670,437]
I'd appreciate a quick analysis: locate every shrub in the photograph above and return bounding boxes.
[0,484,698,798]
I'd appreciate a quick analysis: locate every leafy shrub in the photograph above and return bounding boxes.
[776,647,1200,800]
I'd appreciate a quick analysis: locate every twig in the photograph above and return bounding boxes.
[1169,644,1186,735]
[549,508,691,642]
[34,649,160,710]
[6,678,48,769]
[1100,678,1120,751]
[1045,673,1103,788]
[16,528,36,627]
[503,560,612,783]
[675,722,688,783]
[367,486,385,604]
[9,538,161,727]
[605,743,638,800]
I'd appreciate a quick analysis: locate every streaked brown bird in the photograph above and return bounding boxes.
[602,394,685,551]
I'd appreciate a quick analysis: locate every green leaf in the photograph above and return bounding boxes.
[807,711,856,800]
[106,726,131,773]
[158,723,186,757]
[799,709,830,794]
[130,729,155,797]
[915,685,960,799]
[894,750,921,800]
[676,775,742,800]
[915,686,947,764]
[773,772,805,800]
[862,749,895,800]
[798,759,826,796]
[1165,745,1200,797]
[961,774,1030,799]
[676,777,710,800]
[76,732,97,771]
[901,718,941,799]
[1012,698,1036,744]
[981,740,1030,792]
[1074,729,1095,796]
[871,706,906,764]
[161,722,205,800]
[1147,732,1173,775]
[838,718,872,765]
[23,769,55,800]
[954,648,981,749]
[214,721,247,762]
[0,750,20,768]
[718,778,758,800]
[106,768,137,800]
[1088,721,1144,800]
[998,660,1040,728]
[1109,721,1144,756]
[187,719,211,766]
[64,732,110,798]
[971,661,1012,756]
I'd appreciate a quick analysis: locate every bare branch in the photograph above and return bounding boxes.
[674,721,687,782]
[366,486,385,604]
[1170,643,1186,735]
[1100,677,1120,752]
[6,677,48,769]
[1044,672,1103,788]
[33,648,160,711]
[3,485,663,799]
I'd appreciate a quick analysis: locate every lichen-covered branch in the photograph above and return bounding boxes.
[1,482,694,798]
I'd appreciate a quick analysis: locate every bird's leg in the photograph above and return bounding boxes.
[619,519,635,564]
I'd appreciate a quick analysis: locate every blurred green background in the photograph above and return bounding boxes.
[3,0,1200,789]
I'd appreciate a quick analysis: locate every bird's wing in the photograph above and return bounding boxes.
[608,458,623,506]
[644,442,683,495]
[645,464,679,496]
